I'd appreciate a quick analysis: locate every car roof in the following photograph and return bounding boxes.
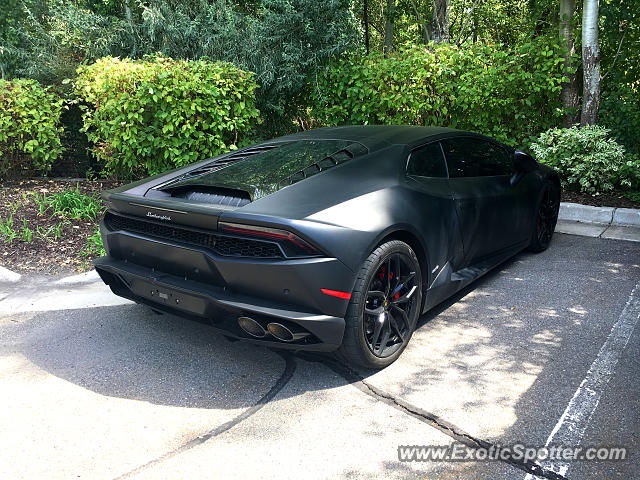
[270,125,471,151]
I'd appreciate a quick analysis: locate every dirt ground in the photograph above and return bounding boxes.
[561,189,640,209]
[0,179,118,275]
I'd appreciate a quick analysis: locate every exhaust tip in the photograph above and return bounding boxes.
[267,322,310,343]
[238,316,267,338]
[267,322,294,342]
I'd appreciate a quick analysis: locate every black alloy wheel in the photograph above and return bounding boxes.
[337,240,423,369]
[530,180,560,252]
[363,253,419,358]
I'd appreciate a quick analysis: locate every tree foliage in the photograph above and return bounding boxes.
[1,0,639,188]
[597,0,640,156]
[135,0,359,132]
[1,0,129,84]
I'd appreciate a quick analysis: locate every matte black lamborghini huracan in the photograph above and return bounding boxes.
[95,125,560,368]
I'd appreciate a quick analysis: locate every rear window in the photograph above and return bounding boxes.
[171,139,367,198]
[230,140,365,187]
[407,142,448,178]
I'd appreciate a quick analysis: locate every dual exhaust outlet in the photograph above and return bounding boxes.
[237,316,310,342]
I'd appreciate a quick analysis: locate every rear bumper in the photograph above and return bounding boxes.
[94,257,345,350]
[95,223,356,350]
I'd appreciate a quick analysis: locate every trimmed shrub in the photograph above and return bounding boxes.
[0,78,65,177]
[312,39,565,146]
[529,125,640,195]
[75,56,260,177]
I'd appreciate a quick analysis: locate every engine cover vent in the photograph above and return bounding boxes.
[171,187,251,207]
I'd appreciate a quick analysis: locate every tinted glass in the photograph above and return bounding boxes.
[407,142,448,178]
[441,138,514,178]
[173,140,365,198]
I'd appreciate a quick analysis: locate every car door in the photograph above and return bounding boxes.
[405,141,464,284]
[441,136,526,267]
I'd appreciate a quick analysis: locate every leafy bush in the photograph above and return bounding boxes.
[623,191,640,203]
[0,78,65,177]
[529,126,640,195]
[75,56,260,177]
[312,39,565,145]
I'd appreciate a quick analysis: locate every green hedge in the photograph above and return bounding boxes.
[529,125,640,195]
[75,56,260,177]
[312,39,566,146]
[0,78,65,177]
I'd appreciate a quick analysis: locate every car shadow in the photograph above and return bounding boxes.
[3,253,516,414]
[4,303,291,410]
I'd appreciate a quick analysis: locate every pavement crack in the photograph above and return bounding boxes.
[112,351,296,480]
[320,358,567,480]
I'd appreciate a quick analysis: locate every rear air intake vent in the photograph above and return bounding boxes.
[170,187,251,207]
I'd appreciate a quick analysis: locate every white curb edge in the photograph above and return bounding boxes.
[559,202,640,227]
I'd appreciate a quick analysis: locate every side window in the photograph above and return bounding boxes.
[484,143,514,176]
[441,138,514,178]
[406,142,448,178]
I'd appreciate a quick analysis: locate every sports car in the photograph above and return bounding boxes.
[94,125,560,368]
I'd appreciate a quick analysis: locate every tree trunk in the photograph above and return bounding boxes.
[384,0,395,57]
[580,0,601,126]
[364,0,370,55]
[559,0,578,127]
[409,0,430,45]
[124,0,137,57]
[431,0,450,44]
[472,0,481,43]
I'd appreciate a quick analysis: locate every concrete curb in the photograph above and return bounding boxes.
[557,202,640,242]
[53,270,100,286]
[612,208,640,227]
[559,202,640,227]
[0,265,21,283]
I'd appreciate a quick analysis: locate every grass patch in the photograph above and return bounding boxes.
[82,227,106,257]
[0,214,17,243]
[0,179,119,275]
[33,186,104,220]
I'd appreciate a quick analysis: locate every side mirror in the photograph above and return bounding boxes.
[513,150,538,173]
[510,150,538,186]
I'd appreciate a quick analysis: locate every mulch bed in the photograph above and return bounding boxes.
[561,190,640,209]
[0,179,119,275]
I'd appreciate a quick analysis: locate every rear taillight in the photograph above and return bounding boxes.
[218,221,322,258]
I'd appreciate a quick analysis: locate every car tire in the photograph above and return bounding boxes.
[529,180,560,253]
[336,240,423,369]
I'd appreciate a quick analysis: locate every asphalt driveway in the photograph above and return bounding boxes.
[1,233,638,479]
